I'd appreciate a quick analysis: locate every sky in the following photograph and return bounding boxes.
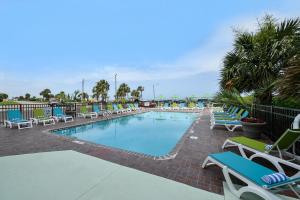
[0,0,299,100]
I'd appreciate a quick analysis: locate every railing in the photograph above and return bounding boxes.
[0,103,101,124]
[251,104,300,154]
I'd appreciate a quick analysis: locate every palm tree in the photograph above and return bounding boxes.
[117,83,130,100]
[131,89,140,100]
[0,93,8,102]
[92,80,110,102]
[40,89,52,101]
[79,92,89,101]
[55,91,66,102]
[137,86,144,99]
[73,90,81,102]
[220,15,300,104]
[277,55,300,98]
[25,93,31,100]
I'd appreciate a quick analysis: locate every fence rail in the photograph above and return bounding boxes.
[0,103,100,124]
[251,104,300,154]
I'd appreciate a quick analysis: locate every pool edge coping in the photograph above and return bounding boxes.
[42,109,202,160]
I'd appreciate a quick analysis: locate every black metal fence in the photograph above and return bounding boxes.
[0,103,101,124]
[251,104,300,153]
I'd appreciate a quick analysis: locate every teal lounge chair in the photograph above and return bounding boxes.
[213,107,239,117]
[202,151,300,200]
[210,119,242,131]
[212,105,233,114]
[179,102,188,110]
[129,103,137,111]
[92,104,108,117]
[134,103,141,111]
[125,104,133,112]
[213,110,249,121]
[162,103,171,110]
[112,104,122,114]
[223,129,300,160]
[4,110,33,129]
[197,102,205,110]
[53,107,74,123]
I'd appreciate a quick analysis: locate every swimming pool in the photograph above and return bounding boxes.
[51,112,198,156]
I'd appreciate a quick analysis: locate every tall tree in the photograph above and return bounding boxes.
[25,93,31,100]
[220,15,300,104]
[40,89,52,101]
[55,91,66,102]
[131,89,140,100]
[79,92,89,101]
[92,80,110,102]
[277,55,300,98]
[0,93,8,102]
[137,86,144,99]
[73,90,81,102]
[117,83,130,100]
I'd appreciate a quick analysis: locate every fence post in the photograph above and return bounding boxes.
[51,104,54,116]
[270,105,273,136]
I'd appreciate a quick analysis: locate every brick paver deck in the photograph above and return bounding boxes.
[0,109,243,194]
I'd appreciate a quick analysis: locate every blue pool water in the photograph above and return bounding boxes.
[52,112,198,156]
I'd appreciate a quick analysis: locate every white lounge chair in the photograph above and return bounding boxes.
[4,110,33,129]
[77,106,97,119]
[202,151,300,200]
[53,107,74,123]
[222,129,300,160]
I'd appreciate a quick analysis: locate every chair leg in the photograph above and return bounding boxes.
[201,157,216,168]
[222,167,280,200]
[210,123,215,130]
[237,144,248,158]
[4,121,12,128]
[230,125,241,132]
[237,185,281,200]
[222,139,230,149]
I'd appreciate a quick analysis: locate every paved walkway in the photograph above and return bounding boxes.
[0,150,224,200]
[0,109,243,194]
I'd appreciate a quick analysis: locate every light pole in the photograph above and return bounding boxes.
[153,83,159,101]
[114,73,117,101]
[81,79,85,102]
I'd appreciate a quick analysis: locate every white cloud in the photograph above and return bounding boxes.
[1,10,299,97]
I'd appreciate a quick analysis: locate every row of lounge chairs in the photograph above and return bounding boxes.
[3,103,141,129]
[210,105,249,131]
[160,102,205,110]
[203,105,300,199]
[109,103,141,114]
[4,107,74,129]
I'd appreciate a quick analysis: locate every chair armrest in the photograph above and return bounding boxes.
[250,153,300,175]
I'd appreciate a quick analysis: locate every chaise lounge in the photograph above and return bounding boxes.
[77,106,97,119]
[53,107,74,123]
[31,108,55,126]
[202,151,300,200]
[4,110,33,129]
[222,129,300,160]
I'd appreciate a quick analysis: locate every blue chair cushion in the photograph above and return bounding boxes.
[210,152,275,187]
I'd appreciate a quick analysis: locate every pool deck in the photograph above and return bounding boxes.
[0,150,225,200]
[0,109,249,195]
